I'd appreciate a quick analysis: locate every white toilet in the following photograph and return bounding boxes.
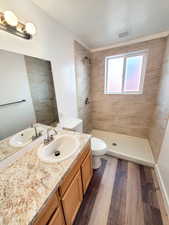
[58,118,107,169]
[91,137,107,169]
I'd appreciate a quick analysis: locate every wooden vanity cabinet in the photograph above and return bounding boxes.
[60,143,92,225]
[33,142,92,225]
[34,192,65,225]
[48,207,65,225]
[61,170,83,225]
[59,143,90,197]
[81,151,93,193]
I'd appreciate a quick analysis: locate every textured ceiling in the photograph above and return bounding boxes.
[32,0,169,49]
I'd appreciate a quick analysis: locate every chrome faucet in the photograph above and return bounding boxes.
[44,128,58,145]
[31,124,42,141]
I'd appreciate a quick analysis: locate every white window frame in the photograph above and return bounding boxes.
[104,50,148,95]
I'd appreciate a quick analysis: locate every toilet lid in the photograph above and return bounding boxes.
[91,137,107,151]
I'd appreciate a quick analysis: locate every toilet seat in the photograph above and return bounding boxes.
[91,137,107,156]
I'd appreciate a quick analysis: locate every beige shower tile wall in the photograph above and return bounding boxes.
[74,41,92,133]
[149,36,169,160]
[91,38,166,138]
[25,56,59,125]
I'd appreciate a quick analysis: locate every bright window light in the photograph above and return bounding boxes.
[107,57,124,93]
[105,50,148,94]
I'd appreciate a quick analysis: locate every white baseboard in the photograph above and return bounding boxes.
[155,164,169,217]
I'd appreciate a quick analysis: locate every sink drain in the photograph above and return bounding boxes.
[112,142,117,146]
[54,151,60,156]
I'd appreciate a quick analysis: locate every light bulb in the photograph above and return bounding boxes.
[25,22,36,35]
[4,10,18,27]
[16,23,24,33]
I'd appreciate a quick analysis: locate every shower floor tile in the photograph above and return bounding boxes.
[91,129,155,167]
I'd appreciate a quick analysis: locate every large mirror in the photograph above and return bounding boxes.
[0,50,59,161]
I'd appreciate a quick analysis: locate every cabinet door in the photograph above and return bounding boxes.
[81,152,93,193]
[59,143,90,197]
[34,193,59,225]
[48,207,65,225]
[62,170,83,225]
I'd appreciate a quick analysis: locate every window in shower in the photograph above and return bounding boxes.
[104,50,148,94]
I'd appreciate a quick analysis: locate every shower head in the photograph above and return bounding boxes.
[83,56,91,65]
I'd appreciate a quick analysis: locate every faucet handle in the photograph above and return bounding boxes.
[43,128,58,145]
[52,129,58,135]
[48,128,58,135]
[44,138,49,145]
[50,134,54,141]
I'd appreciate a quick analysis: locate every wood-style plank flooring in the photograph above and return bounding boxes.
[74,156,169,225]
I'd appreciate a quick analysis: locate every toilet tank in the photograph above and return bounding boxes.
[59,118,83,133]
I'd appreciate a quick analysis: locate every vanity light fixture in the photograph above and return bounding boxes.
[0,10,36,39]
[4,11,18,27]
[25,22,36,36]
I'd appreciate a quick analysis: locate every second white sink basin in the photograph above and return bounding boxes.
[37,134,80,163]
[9,127,46,148]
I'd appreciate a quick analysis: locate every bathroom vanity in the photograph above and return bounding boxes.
[34,142,92,225]
[0,130,92,225]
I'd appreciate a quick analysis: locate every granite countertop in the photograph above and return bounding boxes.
[0,130,91,225]
[0,137,22,161]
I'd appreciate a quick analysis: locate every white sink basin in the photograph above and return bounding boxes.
[37,135,80,163]
[9,127,46,148]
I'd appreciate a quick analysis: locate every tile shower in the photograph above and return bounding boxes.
[75,37,169,165]
[25,56,59,125]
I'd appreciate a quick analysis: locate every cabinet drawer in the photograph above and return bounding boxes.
[48,207,65,225]
[59,142,90,197]
[61,170,83,225]
[33,192,59,225]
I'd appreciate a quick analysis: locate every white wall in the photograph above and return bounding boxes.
[156,119,169,212]
[0,50,36,139]
[0,0,80,120]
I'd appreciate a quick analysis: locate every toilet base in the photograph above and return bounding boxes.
[92,156,102,169]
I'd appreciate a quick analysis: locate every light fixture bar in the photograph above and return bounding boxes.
[0,11,36,40]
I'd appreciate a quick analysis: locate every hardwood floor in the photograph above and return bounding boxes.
[74,156,169,225]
